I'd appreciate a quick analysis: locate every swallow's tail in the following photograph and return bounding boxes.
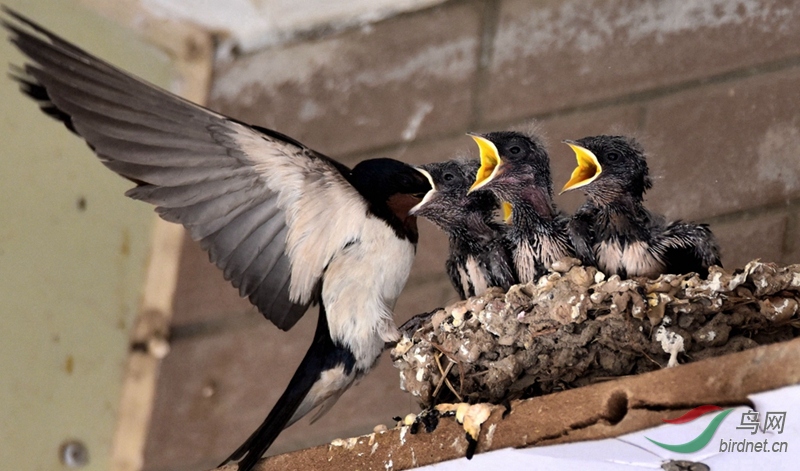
[222,307,356,471]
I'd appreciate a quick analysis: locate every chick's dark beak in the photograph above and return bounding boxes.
[468,134,502,193]
[561,140,602,193]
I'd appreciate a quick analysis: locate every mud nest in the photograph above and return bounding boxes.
[392,259,800,407]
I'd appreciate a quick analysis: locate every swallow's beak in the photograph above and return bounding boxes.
[468,133,502,193]
[409,167,436,215]
[561,141,602,193]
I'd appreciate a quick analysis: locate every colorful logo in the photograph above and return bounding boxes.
[646,405,734,453]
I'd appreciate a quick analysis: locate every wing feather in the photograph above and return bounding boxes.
[93,138,236,167]
[203,197,281,264]
[103,161,251,187]
[230,226,289,294]
[5,10,369,330]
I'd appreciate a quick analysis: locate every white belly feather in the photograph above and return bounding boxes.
[322,216,415,371]
[597,239,664,277]
[465,256,489,296]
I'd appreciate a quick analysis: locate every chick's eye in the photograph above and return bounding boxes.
[399,175,412,186]
[509,146,521,155]
[443,172,455,182]
[606,152,621,162]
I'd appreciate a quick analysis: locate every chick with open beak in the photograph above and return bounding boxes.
[468,131,575,283]
[412,159,516,299]
[562,135,721,278]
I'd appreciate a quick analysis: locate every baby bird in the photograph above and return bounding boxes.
[469,131,574,283]
[561,135,721,278]
[412,159,516,298]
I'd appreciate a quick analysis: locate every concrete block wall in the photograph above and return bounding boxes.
[143,1,800,470]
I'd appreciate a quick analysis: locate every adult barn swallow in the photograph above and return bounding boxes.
[411,159,516,299]
[561,135,721,278]
[469,131,574,283]
[3,9,431,471]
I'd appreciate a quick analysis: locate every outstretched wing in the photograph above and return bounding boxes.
[4,8,368,330]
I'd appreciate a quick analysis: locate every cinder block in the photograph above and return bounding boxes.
[144,315,316,471]
[395,273,461,323]
[351,133,479,167]
[712,211,788,270]
[208,2,482,157]
[643,67,800,220]
[171,231,255,327]
[481,0,800,123]
[783,209,800,266]
[409,220,452,282]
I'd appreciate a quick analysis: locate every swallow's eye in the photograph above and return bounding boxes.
[509,146,521,155]
[606,152,621,162]
[399,175,413,186]
[443,172,455,182]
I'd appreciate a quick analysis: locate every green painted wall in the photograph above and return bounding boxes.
[0,1,174,470]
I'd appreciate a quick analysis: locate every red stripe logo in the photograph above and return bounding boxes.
[662,405,724,424]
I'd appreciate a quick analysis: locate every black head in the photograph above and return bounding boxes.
[561,135,652,202]
[349,158,432,241]
[412,159,498,229]
[350,158,432,202]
